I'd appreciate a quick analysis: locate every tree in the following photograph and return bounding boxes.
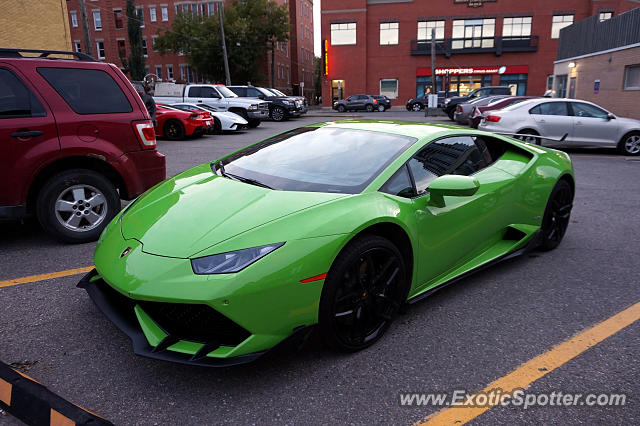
[314,56,322,105]
[155,0,289,84]
[122,0,146,81]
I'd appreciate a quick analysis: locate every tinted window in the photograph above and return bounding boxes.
[247,88,263,97]
[223,127,416,194]
[571,102,608,118]
[200,87,219,98]
[38,68,131,114]
[380,165,415,198]
[529,102,569,116]
[187,87,201,97]
[409,136,486,195]
[0,68,46,118]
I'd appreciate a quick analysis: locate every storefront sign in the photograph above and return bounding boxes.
[417,65,528,77]
[454,0,497,7]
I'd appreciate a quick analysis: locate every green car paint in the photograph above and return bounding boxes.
[85,120,574,364]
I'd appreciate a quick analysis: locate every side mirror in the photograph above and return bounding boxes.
[428,175,480,207]
[258,95,265,100]
[607,113,616,120]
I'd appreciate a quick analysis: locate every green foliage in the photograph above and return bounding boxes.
[122,0,146,81]
[155,0,289,84]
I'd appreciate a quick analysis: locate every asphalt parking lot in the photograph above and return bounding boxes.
[1,109,639,425]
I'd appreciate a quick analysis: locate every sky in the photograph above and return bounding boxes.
[314,0,320,56]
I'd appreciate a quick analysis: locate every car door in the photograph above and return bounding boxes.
[188,86,224,110]
[398,136,515,291]
[344,95,357,110]
[0,65,59,208]
[528,101,573,143]
[570,101,619,147]
[246,87,265,100]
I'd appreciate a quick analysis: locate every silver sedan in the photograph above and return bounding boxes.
[453,95,509,125]
[478,98,640,155]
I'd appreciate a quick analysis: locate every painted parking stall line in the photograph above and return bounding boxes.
[416,300,640,425]
[0,267,93,289]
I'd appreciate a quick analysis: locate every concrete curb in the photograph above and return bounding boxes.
[0,361,113,426]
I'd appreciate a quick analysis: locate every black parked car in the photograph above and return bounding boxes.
[264,87,308,114]
[405,91,446,111]
[442,86,512,120]
[227,85,302,122]
[333,94,380,112]
[372,95,391,111]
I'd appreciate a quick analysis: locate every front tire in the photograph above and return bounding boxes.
[270,106,286,122]
[411,103,422,111]
[247,119,261,128]
[378,105,385,112]
[337,105,346,113]
[618,132,640,156]
[539,179,573,251]
[36,169,120,244]
[163,119,185,140]
[319,235,407,351]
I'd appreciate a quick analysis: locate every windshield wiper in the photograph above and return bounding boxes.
[211,161,272,189]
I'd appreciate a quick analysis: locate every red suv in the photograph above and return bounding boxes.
[0,48,166,243]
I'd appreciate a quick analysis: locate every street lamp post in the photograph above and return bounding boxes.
[217,1,231,86]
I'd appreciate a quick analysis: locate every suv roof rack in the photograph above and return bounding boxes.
[0,48,97,62]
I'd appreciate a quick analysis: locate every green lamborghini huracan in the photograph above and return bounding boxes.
[79,120,574,366]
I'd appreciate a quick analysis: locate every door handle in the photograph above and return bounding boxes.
[539,119,546,123]
[11,130,43,138]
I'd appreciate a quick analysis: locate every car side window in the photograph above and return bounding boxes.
[187,87,201,97]
[529,102,569,116]
[0,68,46,118]
[247,88,262,97]
[200,87,218,98]
[380,165,415,198]
[571,102,608,119]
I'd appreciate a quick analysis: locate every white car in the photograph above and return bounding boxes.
[478,98,640,155]
[170,103,248,133]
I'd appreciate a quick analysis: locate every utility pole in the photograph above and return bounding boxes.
[79,0,93,57]
[430,28,436,95]
[217,1,231,85]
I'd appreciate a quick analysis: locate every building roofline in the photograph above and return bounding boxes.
[554,41,640,63]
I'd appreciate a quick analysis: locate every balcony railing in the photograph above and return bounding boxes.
[411,35,539,57]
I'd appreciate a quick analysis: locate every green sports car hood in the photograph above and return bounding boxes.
[120,164,346,258]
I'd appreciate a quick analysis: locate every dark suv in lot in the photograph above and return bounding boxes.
[442,86,512,120]
[333,94,380,112]
[227,85,302,122]
[0,48,166,243]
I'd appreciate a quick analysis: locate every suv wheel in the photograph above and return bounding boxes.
[337,105,346,113]
[411,103,422,111]
[365,104,374,112]
[378,105,385,112]
[36,169,120,243]
[271,106,286,122]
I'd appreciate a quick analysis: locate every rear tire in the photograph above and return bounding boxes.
[214,118,222,134]
[36,169,120,244]
[163,119,185,140]
[517,129,541,145]
[411,103,422,111]
[365,104,374,112]
[378,105,385,112]
[319,235,408,352]
[446,108,455,121]
[337,105,346,113]
[539,179,573,251]
[618,132,640,156]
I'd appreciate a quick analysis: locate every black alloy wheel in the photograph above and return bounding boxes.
[163,120,185,140]
[271,106,286,122]
[539,179,573,251]
[319,235,407,351]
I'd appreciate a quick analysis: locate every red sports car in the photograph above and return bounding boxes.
[469,96,539,128]
[155,104,211,140]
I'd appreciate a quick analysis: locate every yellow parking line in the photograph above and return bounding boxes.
[417,300,640,425]
[0,266,93,289]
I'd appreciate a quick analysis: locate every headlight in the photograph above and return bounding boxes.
[283,100,292,105]
[444,99,451,105]
[191,242,284,274]
[249,104,258,110]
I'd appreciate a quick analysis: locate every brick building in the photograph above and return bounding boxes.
[553,7,640,119]
[320,0,638,107]
[1,0,71,51]
[65,0,314,99]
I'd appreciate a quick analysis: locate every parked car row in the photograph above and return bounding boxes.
[450,94,640,156]
[333,94,391,112]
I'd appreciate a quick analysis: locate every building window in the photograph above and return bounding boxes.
[70,11,78,28]
[142,38,148,57]
[166,64,174,80]
[624,64,640,90]
[92,10,102,30]
[417,20,444,41]
[502,17,532,38]
[149,6,157,22]
[380,79,398,99]
[499,74,528,96]
[179,64,187,81]
[599,12,613,22]
[114,9,124,29]
[546,75,554,91]
[331,22,356,46]
[117,39,126,57]
[152,35,158,51]
[73,41,81,53]
[207,2,216,16]
[380,22,399,45]
[555,74,568,97]
[161,5,169,21]
[96,41,105,59]
[452,19,495,49]
[551,15,573,39]
[136,6,145,27]
[155,65,162,80]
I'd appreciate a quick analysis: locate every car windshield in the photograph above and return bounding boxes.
[257,87,274,97]
[269,88,286,96]
[222,127,416,194]
[501,99,538,111]
[216,86,238,98]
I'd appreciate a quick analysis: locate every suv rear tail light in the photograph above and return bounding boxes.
[486,115,501,122]
[132,120,156,149]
